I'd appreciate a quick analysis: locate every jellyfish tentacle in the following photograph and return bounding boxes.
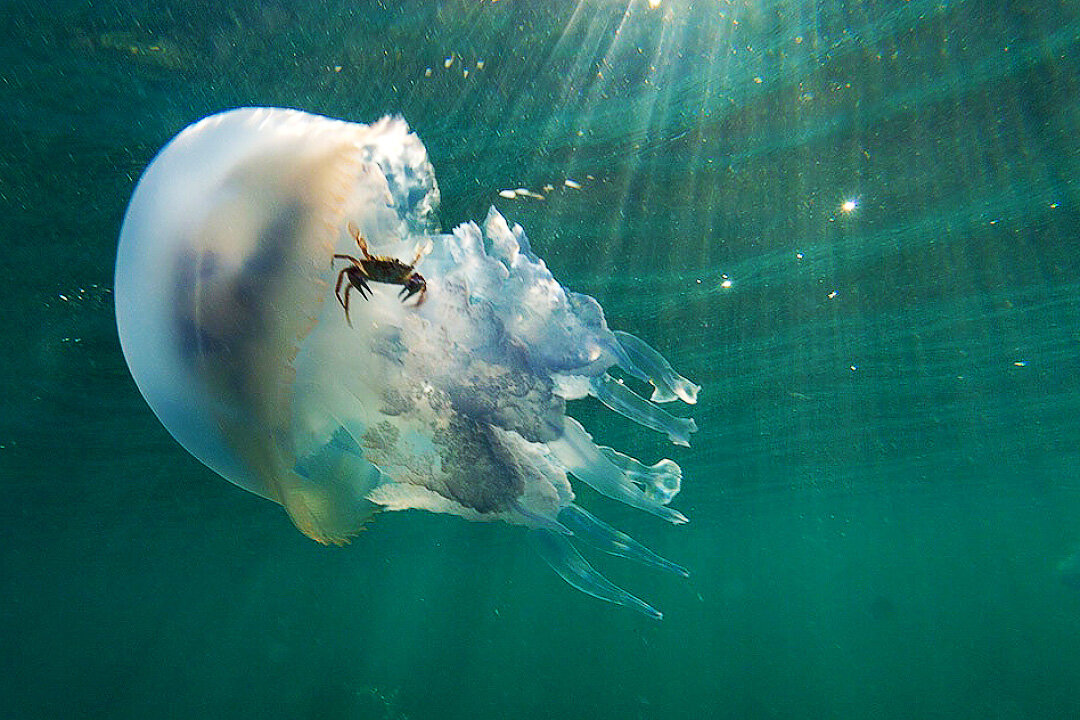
[590,373,697,447]
[512,500,573,535]
[536,529,662,620]
[613,330,700,405]
[560,505,689,577]
[597,447,682,506]
[547,417,688,524]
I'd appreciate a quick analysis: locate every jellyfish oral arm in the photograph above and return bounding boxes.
[547,418,688,525]
[589,373,697,447]
[613,330,701,405]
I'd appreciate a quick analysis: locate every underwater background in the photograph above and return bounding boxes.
[2,0,1080,717]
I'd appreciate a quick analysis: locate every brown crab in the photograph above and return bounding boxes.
[333,222,427,325]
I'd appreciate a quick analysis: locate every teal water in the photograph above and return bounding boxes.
[3,0,1080,717]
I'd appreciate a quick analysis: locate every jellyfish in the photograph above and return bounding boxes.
[114,108,700,619]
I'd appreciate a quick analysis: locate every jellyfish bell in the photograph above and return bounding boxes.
[115,107,701,618]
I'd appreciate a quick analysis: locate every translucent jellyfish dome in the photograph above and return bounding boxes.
[114,108,700,618]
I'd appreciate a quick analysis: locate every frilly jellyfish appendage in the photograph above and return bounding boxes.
[114,108,700,619]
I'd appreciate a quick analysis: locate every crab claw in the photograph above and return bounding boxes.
[399,275,427,305]
[399,286,427,306]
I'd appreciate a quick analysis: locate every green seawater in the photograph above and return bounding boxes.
[2,1,1080,717]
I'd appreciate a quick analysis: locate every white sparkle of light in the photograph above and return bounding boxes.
[648,0,662,7]
[841,199,858,213]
